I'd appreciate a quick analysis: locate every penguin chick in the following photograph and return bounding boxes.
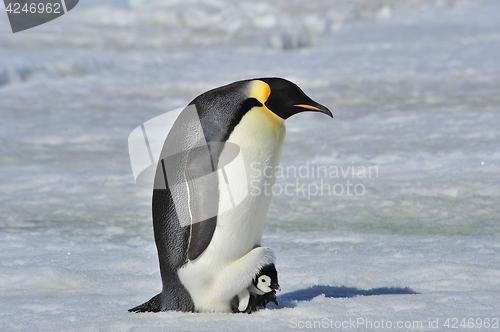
[235,263,280,312]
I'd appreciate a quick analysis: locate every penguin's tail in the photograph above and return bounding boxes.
[128,293,162,313]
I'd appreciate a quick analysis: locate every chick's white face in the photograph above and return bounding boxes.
[256,275,273,293]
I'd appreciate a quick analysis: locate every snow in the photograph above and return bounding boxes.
[1,0,500,331]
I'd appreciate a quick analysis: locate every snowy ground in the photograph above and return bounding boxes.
[1,0,499,331]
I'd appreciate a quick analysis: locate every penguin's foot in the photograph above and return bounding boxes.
[129,284,195,313]
[128,293,162,313]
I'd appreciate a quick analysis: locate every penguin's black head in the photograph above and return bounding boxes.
[188,77,331,145]
[253,263,281,292]
[257,77,332,120]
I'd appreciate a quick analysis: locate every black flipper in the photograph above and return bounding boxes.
[184,143,220,261]
[188,217,217,260]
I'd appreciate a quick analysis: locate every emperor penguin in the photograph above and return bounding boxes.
[129,78,332,313]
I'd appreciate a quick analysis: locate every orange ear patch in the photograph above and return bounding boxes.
[249,80,271,104]
[263,82,271,103]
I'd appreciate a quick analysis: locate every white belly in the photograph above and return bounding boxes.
[177,106,286,312]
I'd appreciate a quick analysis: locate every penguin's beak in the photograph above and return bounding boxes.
[294,103,333,118]
[272,283,281,291]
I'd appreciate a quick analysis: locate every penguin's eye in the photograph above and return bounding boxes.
[261,278,266,283]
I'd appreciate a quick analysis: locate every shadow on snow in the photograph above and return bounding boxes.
[271,285,419,309]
